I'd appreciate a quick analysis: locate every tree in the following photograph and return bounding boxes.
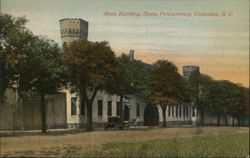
[243,88,249,126]
[150,60,188,127]
[207,80,245,126]
[106,53,151,122]
[0,14,32,103]
[18,36,68,133]
[227,84,246,126]
[188,73,214,126]
[64,40,118,131]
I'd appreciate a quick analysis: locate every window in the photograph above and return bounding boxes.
[71,97,77,115]
[179,106,182,117]
[116,102,120,116]
[98,100,103,116]
[80,99,85,116]
[168,106,171,117]
[176,106,178,118]
[107,101,112,116]
[136,103,140,117]
[172,106,174,117]
[183,107,185,118]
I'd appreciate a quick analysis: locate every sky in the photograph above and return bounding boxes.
[1,0,249,87]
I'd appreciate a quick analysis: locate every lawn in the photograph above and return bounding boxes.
[1,127,249,157]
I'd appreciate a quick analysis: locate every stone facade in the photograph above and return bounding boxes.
[0,88,238,130]
[59,18,88,45]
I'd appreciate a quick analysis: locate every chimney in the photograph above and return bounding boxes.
[129,50,135,61]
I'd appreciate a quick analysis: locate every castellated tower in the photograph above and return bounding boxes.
[59,18,88,45]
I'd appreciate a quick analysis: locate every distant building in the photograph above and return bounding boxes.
[129,50,135,61]
[183,65,200,79]
[59,18,88,45]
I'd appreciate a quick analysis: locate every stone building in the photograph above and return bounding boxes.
[59,18,88,45]
[0,18,238,130]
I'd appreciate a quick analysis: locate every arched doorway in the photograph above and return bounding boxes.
[123,105,130,121]
[144,104,159,126]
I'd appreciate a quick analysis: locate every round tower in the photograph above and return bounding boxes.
[183,65,200,79]
[59,18,88,45]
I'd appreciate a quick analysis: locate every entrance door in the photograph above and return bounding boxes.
[144,104,159,126]
[123,105,130,121]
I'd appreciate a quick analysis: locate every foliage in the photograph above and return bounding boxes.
[150,60,188,127]
[18,36,68,133]
[18,36,68,94]
[207,80,247,125]
[106,53,151,120]
[64,40,118,131]
[188,72,214,125]
[0,14,32,102]
[150,60,187,105]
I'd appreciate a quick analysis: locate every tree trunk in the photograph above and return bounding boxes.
[224,115,228,126]
[237,116,241,127]
[232,115,235,127]
[217,114,220,126]
[161,105,167,128]
[0,54,4,103]
[86,100,93,131]
[82,88,97,131]
[119,95,124,123]
[200,110,204,126]
[41,93,47,133]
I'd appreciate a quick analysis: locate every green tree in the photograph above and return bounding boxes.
[65,40,118,131]
[0,14,32,103]
[18,36,68,133]
[228,84,246,126]
[207,80,244,126]
[188,73,214,126]
[106,53,151,122]
[150,60,188,127]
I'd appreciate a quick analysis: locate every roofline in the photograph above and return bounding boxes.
[59,18,88,23]
[183,65,199,68]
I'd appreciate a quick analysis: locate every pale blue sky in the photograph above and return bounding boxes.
[1,0,249,87]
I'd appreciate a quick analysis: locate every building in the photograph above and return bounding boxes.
[183,65,200,79]
[0,18,238,131]
[59,18,88,45]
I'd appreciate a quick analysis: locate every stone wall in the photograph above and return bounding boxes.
[0,89,67,130]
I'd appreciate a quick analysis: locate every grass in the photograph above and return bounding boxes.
[81,133,249,157]
[1,127,248,157]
